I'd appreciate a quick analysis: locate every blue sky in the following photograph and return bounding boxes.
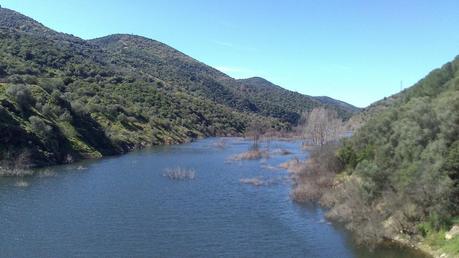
[2,0,459,107]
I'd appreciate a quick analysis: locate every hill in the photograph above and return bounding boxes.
[90,36,359,124]
[238,77,359,122]
[322,56,459,253]
[0,7,357,169]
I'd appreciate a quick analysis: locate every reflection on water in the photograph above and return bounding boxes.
[0,138,430,257]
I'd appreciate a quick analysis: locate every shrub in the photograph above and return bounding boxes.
[6,84,35,111]
[29,116,52,139]
[59,110,73,122]
[117,113,128,124]
[127,116,137,123]
[163,167,196,180]
[240,177,265,186]
[7,75,24,84]
[231,149,268,160]
[23,75,38,85]
[41,103,53,117]
[291,143,342,202]
[39,78,65,93]
[87,102,101,113]
[71,101,87,115]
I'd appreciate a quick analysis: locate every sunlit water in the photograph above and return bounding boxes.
[0,138,430,257]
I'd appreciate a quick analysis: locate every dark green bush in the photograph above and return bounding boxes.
[29,116,51,139]
[6,84,36,111]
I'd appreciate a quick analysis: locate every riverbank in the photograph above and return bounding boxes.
[286,145,458,258]
[391,234,452,258]
[387,227,459,258]
[0,134,204,177]
[0,132,295,176]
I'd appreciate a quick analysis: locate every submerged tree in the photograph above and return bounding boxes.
[246,120,266,147]
[302,107,343,146]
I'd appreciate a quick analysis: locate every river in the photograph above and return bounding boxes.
[0,138,430,257]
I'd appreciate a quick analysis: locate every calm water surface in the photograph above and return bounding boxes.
[0,138,430,257]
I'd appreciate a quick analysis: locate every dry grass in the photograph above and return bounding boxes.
[211,139,227,149]
[290,161,336,202]
[15,180,30,187]
[279,157,305,173]
[289,144,343,203]
[240,177,265,186]
[301,144,316,151]
[163,167,196,180]
[0,167,33,177]
[261,164,280,171]
[231,149,269,161]
[240,176,289,187]
[292,182,322,202]
[38,169,57,177]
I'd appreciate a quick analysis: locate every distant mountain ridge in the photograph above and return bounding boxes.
[0,6,358,168]
[90,34,359,123]
[238,77,360,121]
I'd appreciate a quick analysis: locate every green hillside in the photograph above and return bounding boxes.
[326,56,459,249]
[238,77,359,122]
[0,7,357,168]
[91,36,360,124]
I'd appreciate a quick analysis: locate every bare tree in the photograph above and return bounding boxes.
[302,107,343,146]
[246,120,266,147]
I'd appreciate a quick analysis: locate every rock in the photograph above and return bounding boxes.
[445,225,459,240]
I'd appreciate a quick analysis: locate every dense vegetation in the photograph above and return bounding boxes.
[319,56,459,252]
[238,77,359,123]
[0,7,357,169]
